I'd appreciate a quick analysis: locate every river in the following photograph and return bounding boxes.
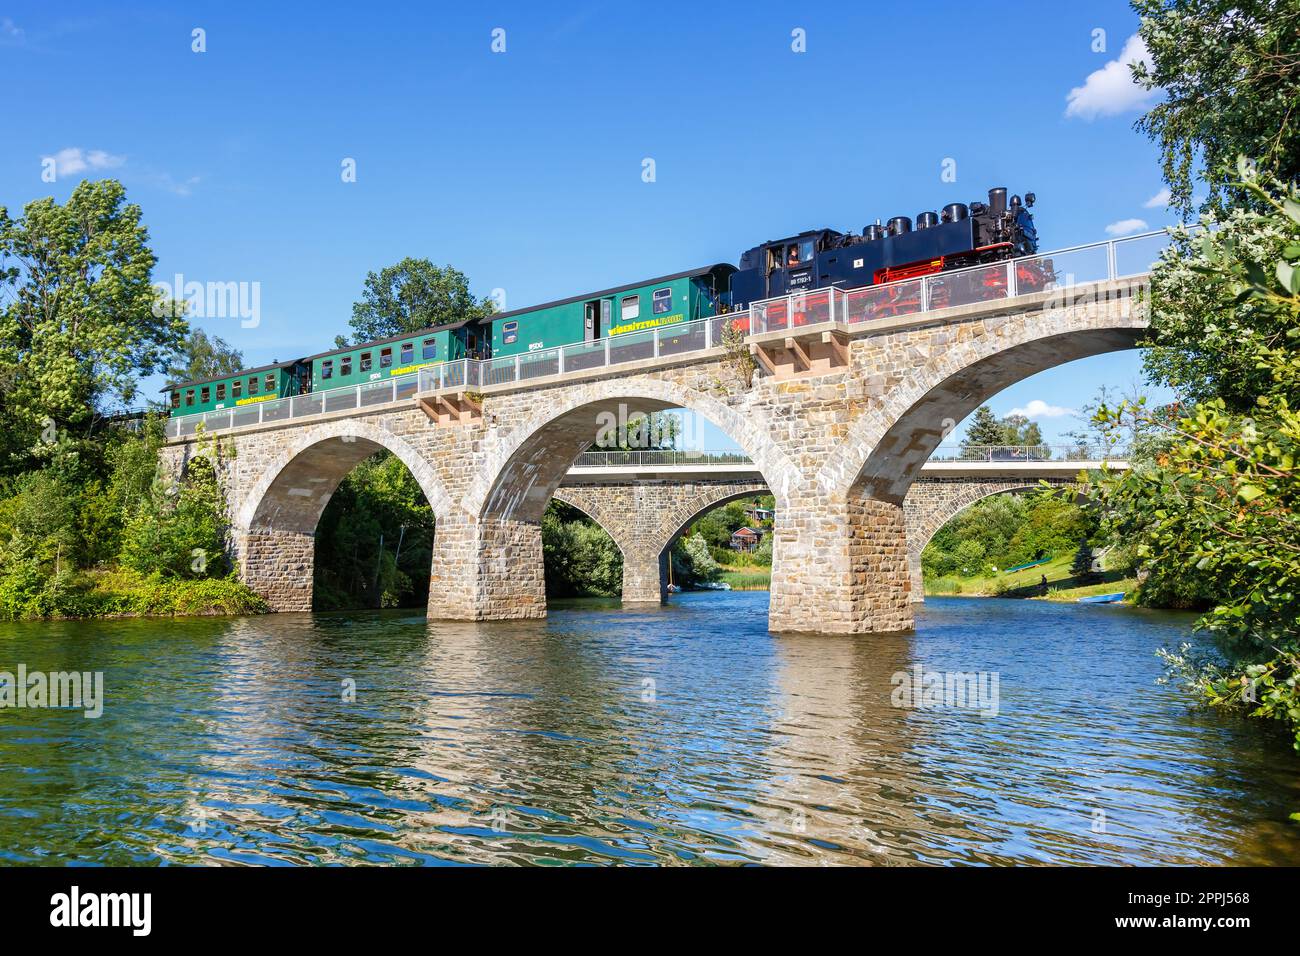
[1,593,1296,865]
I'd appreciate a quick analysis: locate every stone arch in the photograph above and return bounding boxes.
[903,478,1077,599]
[818,282,1147,504]
[468,377,796,523]
[233,418,456,612]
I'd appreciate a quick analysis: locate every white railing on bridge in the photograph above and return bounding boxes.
[163,229,1170,438]
[570,445,1133,469]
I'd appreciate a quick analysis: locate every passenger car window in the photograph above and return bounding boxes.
[322,360,333,380]
[502,322,517,345]
[186,389,195,406]
[380,347,393,368]
[249,377,259,395]
[171,392,180,409]
[233,380,242,397]
[400,342,413,364]
[341,356,352,376]
[422,338,437,359]
[265,374,275,393]
[652,288,672,315]
[621,295,639,321]
[216,383,226,400]
[360,352,372,372]
[200,386,210,403]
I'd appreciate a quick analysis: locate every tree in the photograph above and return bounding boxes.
[962,406,1004,454]
[166,329,244,385]
[346,258,496,344]
[0,179,186,473]
[1084,167,1300,748]
[1070,539,1096,580]
[1131,0,1300,217]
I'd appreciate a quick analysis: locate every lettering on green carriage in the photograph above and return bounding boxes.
[609,313,685,336]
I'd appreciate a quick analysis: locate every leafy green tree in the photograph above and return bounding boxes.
[314,453,436,608]
[539,500,622,597]
[344,258,496,345]
[1085,167,1300,748]
[0,180,186,473]
[1131,0,1300,217]
[166,329,244,385]
[119,454,231,579]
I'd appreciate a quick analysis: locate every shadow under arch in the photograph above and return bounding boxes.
[234,419,455,612]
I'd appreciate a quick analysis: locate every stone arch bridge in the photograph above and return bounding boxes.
[161,274,1147,634]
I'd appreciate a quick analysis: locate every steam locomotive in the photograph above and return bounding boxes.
[728,186,1040,309]
[165,185,1042,418]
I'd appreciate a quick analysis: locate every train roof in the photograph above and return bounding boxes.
[161,358,304,393]
[485,263,737,324]
[299,319,477,364]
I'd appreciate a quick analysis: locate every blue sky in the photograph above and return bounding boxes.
[1,1,1180,448]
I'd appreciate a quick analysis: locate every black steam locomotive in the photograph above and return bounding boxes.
[729,186,1042,311]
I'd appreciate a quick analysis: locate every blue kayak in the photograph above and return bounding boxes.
[1078,592,1125,604]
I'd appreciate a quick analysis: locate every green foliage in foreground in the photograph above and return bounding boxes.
[1086,167,1300,749]
[0,567,266,620]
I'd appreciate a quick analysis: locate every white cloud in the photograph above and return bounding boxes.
[1143,187,1171,208]
[43,147,126,177]
[1105,217,1149,237]
[1065,34,1158,120]
[1,18,22,39]
[1008,400,1076,420]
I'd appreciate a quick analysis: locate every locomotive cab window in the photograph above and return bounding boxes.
[422,338,437,359]
[400,342,413,364]
[652,288,672,315]
[620,294,639,322]
[360,351,372,372]
[380,347,393,368]
[233,380,242,398]
[322,359,333,380]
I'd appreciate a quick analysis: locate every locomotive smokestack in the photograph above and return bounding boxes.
[988,187,1008,216]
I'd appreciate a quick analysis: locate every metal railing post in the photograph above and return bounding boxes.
[1007,261,1017,298]
[1106,239,1118,280]
[653,328,660,358]
[921,277,930,312]
[258,403,264,424]
[604,337,611,366]
[558,346,565,376]
[514,354,521,382]
[705,317,713,349]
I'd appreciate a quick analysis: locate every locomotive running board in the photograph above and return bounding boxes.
[750,329,850,381]
[417,390,483,427]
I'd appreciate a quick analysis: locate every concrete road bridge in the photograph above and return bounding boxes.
[160,231,1160,634]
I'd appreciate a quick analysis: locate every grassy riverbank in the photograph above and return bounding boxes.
[925,553,1137,603]
[719,569,771,591]
[0,568,268,620]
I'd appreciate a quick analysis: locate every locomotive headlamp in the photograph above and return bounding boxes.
[1025,192,1036,207]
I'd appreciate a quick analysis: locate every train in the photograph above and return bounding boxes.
[164,186,1040,417]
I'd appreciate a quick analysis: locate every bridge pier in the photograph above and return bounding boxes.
[239,528,316,611]
[769,496,912,634]
[620,549,668,604]
[427,515,547,621]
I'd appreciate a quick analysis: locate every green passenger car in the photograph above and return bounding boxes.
[487,264,736,358]
[164,361,305,417]
[303,320,482,392]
